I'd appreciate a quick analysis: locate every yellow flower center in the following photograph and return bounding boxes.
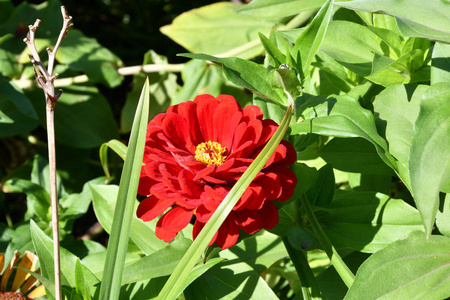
[195,141,227,166]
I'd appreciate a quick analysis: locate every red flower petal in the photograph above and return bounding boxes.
[233,210,263,234]
[155,206,194,242]
[259,201,279,230]
[137,195,174,222]
[215,215,239,249]
[195,96,219,141]
[162,112,194,151]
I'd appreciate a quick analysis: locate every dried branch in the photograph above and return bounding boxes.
[23,6,73,300]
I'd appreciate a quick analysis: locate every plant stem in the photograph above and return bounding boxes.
[300,194,355,288]
[46,99,62,300]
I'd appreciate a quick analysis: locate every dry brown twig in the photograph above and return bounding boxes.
[23,6,73,300]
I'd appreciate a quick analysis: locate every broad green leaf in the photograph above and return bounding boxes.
[366,26,403,59]
[185,233,286,300]
[291,94,396,171]
[367,50,427,86]
[157,95,294,300]
[316,251,370,300]
[259,33,286,66]
[335,0,450,44]
[30,220,100,296]
[431,42,450,85]
[322,191,423,253]
[121,238,192,284]
[345,231,450,300]
[180,53,286,105]
[3,178,50,222]
[120,50,177,133]
[90,184,168,255]
[319,138,394,175]
[320,21,384,76]
[99,139,127,183]
[99,78,149,300]
[436,193,450,237]
[348,173,393,195]
[161,2,273,59]
[306,163,335,207]
[373,84,429,189]
[0,76,38,137]
[409,83,450,236]
[75,259,99,299]
[238,0,326,19]
[291,0,333,81]
[56,29,123,88]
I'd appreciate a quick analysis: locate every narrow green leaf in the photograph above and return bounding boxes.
[99,139,127,183]
[291,0,333,81]
[345,231,450,300]
[99,78,150,300]
[259,32,286,66]
[157,98,294,300]
[409,83,450,236]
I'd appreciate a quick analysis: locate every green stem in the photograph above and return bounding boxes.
[300,194,355,288]
[283,237,322,300]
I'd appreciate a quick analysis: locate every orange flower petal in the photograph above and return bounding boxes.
[26,284,46,299]
[12,251,38,291]
[1,251,20,292]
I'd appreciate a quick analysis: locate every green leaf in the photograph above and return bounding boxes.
[373,84,429,189]
[292,94,396,171]
[75,259,99,299]
[320,21,384,76]
[157,96,294,300]
[335,0,450,44]
[431,42,450,85]
[99,139,127,183]
[121,238,192,284]
[180,53,286,105]
[99,78,149,300]
[161,2,273,59]
[0,76,38,138]
[322,191,424,253]
[291,0,333,81]
[56,29,123,88]
[409,83,450,236]
[436,193,450,237]
[345,231,450,300]
[319,138,394,175]
[238,0,326,19]
[90,184,168,255]
[3,178,50,222]
[367,50,426,86]
[30,220,100,296]
[185,233,286,300]
[259,33,286,66]
[306,163,335,207]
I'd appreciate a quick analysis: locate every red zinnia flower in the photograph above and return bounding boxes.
[137,94,297,249]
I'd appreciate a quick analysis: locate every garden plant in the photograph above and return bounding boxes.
[0,0,449,299]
